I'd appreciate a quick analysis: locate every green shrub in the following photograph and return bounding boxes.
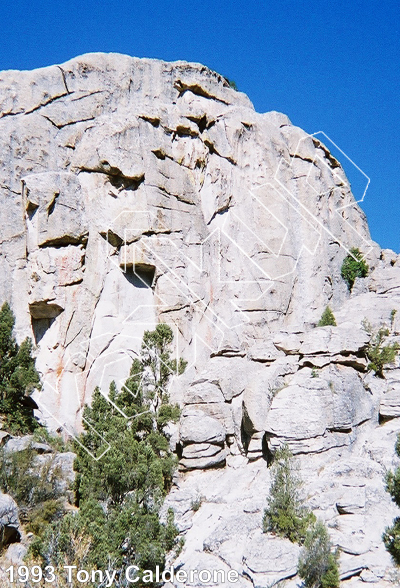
[0,301,40,433]
[29,510,92,570]
[0,445,63,510]
[340,248,369,291]
[191,495,204,512]
[226,78,238,90]
[26,499,65,536]
[363,320,400,378]
[318,307,336,327]
[32,427,73,453]
[383,516,400,565]
[383,433,400,564]
[263,444,315,543]
[298,519,339,588]
[32,324,183,585]
[391,309,398,331]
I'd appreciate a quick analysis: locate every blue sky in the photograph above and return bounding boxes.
[1,0,399,251]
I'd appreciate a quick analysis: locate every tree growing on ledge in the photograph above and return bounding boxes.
[340,248,369,291]
[263,444,315,543]
[362,319,400,378]
[0,302,40,434]
[298,519,339,588]
[318,306,336,327]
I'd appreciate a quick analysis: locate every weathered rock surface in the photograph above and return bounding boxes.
[4,542,27,565]
[4,435,52,454]
[0,493,20,546]
[2,52,400,585]
[243,530,300,585]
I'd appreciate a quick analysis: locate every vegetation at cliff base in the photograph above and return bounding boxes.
[0,444,63,509]
[0,301,40,434]
[340,248,369,291]
[383,433,400,564]
[30,324,184,586]
[298,519,340,588]
[263,444,315,543]
[0,306,183,585]
[263,445,339,585]
[318,306,336,327]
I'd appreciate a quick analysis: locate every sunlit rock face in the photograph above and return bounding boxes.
[0,52,371,429]
[2,53,400,586]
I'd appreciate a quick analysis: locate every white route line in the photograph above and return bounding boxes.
[38,130,372,460]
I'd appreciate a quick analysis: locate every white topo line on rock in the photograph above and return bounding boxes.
[37,132,373,462]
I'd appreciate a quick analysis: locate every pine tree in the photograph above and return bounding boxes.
[298,520,339,588]
[340,248,369,291]
[0,302,40,433]
[263,444,315,543]
[318,307,337,327]
[32,324,183,585]
[363,322,400,378]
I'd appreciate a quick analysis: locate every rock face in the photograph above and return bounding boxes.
[1,53,400,585]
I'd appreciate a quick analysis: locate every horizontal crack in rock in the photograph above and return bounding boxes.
[174,79,230,105]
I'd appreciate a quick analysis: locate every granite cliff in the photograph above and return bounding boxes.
[1,53,400,586]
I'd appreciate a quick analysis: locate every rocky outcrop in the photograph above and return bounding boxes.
[4,435,53,454]
[0,434,76,571]
[2,53,400,586]
[4,542,27,565]
[2,435,76,493]
[0,493,20,546]
[167,255,400,585]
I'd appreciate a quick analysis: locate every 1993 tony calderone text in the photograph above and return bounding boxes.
[6,564,240,585]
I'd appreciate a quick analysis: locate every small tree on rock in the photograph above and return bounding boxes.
[298,519,340,588]
[362,319,400,378]
[340,248,369,291]
[263,444,315,543]
[318,307,336,327]
[141,323,187,412]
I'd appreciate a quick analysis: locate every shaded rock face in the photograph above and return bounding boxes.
[2,53,400,585]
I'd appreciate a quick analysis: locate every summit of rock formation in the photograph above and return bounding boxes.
[1,52,400,585]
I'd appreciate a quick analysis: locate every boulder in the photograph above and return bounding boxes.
[4,436,53,455]
[179,409,226,445]
[0,493,20,546]
[242,356,299,434]
[298,323,369,356]
[183,381,225,404]
[243,530,300,585]
[0,431,11,445]
[265,366,374,453]
[180,449,226,471]
[182,443,222,459]
[5,542,27,565]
